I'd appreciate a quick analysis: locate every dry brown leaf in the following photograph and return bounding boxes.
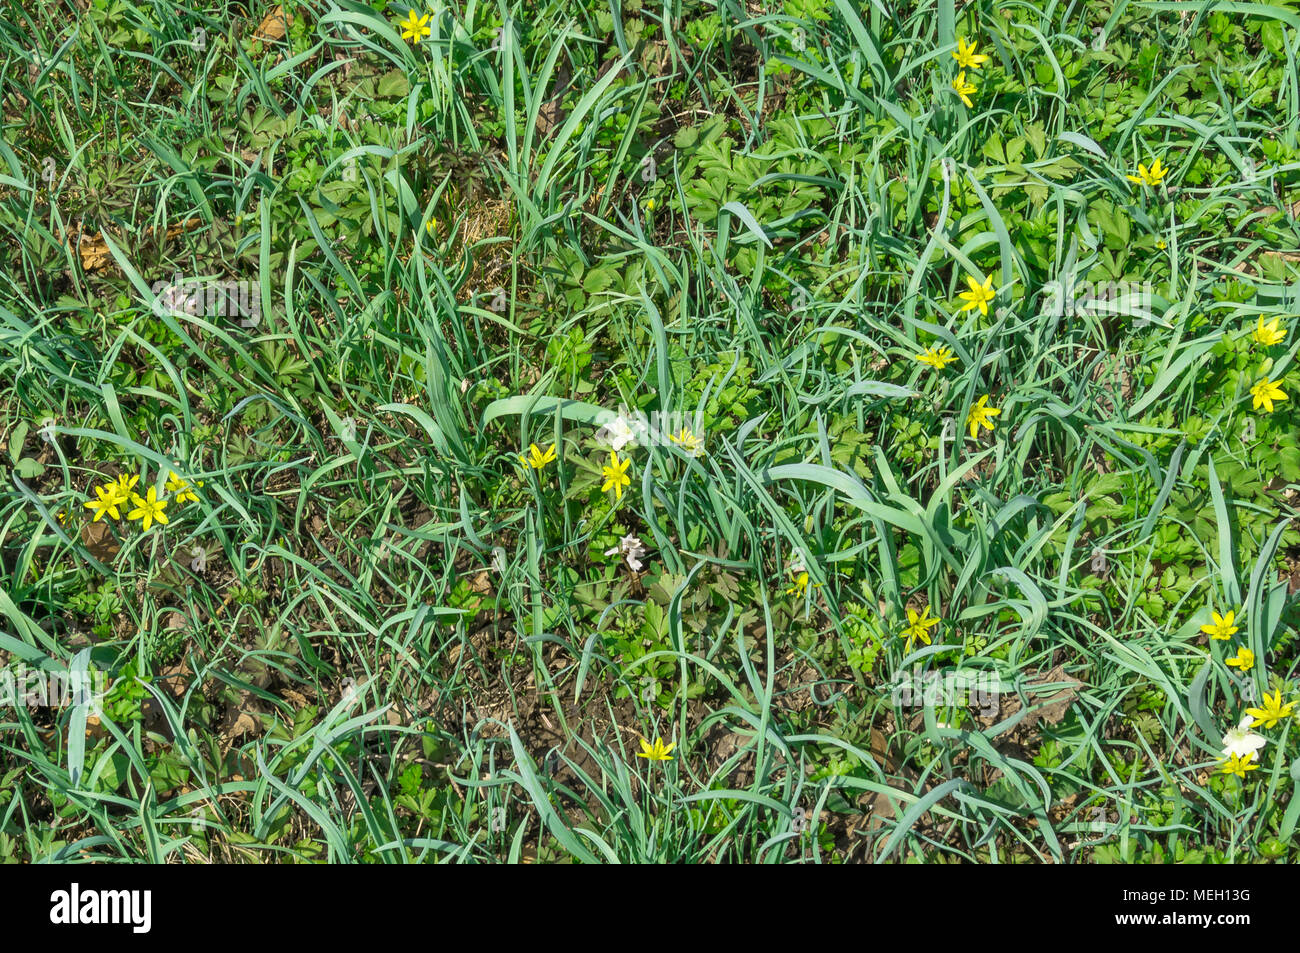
[854,727,925,833]
[163,217,203,240]
[225,710,258,739]
[253,5,290,42]
[1025,664,1083,728]
[80,520,120,562]
[76,231,111,272]
[66,217,202,272]
[283,688,309,708]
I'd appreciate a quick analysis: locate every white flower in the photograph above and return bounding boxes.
[605,534,648,572]
[597,415,637,451]
[188,544,213,573]
[1222,715,1267,760]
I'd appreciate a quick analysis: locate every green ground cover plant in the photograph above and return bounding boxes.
[0,0,1299,863]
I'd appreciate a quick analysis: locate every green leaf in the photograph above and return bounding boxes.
[8,421,27,463]
[13,458,44,479]
[1024,122,1047,159]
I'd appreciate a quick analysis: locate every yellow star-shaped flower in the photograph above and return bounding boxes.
[1252,316,1286,347]
[636,736,675,761]
[668,426,703,455]
[113,473,139,501]
[520,443,557,470]
[398,10,431,45]
[901,605,941,648]
[1200,609,1239,641]
[126,486,170,532]
[966,394,1001,439]
[1220,751,1259,779]
[1126,158,1168,188]
[1245,689,1296,730]
[601,449,631,500]
[1225,646,1254,672]
[957,273,995,315]
[1250,377,1287,413]
[165,471,200,505]
[953,37,989,70]
[83,483,124,522]
[914,345,958,370]
[951,70,977,108]
[786,570,823,598]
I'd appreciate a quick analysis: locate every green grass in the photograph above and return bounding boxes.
[0,0,1299,863]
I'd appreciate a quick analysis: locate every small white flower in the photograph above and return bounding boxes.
[341,676,360,704]
[597,415,637,451]
[189,544,213,573]
[605,534,648,572]
[1222,715,1267,760]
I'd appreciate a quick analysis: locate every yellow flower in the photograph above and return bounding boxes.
[112,474,139,502]
[520,443,557,470]
[786,570,822,598]
[1245,689,1297,730]
[425,217,438,235]
[126,486,169,532]
[1126,158,1168,187]
[953,37,989,70]
[1250,377,1287,413]
[951,70,976,108]
[643,198,656,212]
[901,605,941,647]
[636,736,675,761]
[1200,609,1239,641]
[668,426,703,455]
[1252,317,1286,347]
[1155,239,1167,250]
[398,10,431,44]
[165,471,199,505]
[957,273,995,315]
[1219,751,1259,779]
[1225,646,1254,672]
[601,449,631,499]
[83,484,123,522]
[966,394,1001,439]
[914,345,958,370]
